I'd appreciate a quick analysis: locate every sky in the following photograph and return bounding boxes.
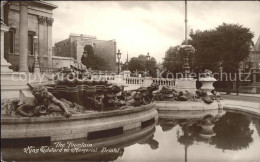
[52,1,260,63]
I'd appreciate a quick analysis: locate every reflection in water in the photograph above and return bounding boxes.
[138,134,159,150]
[252,116,260,137]
[159,110,225,162]
[1,125,156,161]
[212,112,254,150]
[159,110,255,154]
[158,119,178,132]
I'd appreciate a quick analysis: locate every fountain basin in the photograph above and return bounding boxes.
[156,100,224,111]
[1,103,157,142]
[1,124,156,161]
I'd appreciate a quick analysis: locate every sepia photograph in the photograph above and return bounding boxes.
[1,0,260,161]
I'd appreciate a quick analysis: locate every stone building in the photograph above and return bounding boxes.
[2,1,57,72]
[54,33,117,71]
[239,35,260,93]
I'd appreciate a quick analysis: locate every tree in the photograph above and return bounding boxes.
[189,23,254,73]
[128,54,157,77]
[162,45,194,78]
[162,46,182,77]
[189,23,254,94]
[81,44,110,71]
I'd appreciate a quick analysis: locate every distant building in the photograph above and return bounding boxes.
[3,1,59,72]
[239,35,260,93]
[54,34,117,71]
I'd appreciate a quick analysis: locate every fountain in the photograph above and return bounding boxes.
[155,45,223,110]
[1,46,159,143]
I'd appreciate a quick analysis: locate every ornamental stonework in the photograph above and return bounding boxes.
[38,16,45,24]
[46,17,54,26]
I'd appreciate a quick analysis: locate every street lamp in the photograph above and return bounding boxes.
[33,35,40,73]
[117,49,122,75]
[146,52,151,77]
[125,60,129,70]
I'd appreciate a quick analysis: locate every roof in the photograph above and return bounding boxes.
[34,1,58,9]
[255,35,260,51]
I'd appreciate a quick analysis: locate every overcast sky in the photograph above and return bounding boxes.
[52,1,260,63]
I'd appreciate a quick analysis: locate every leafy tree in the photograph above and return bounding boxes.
[163,46,181,74]
[128,54,157,77]
[189,23,254,73]
[189,23,254,93]
[81,44,110,71]
[162,45,194,78]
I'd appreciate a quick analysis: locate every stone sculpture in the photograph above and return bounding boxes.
[16,85,72,118]
[132,83,159,106]
[154,85,221,104]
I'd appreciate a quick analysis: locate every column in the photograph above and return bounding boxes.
[1,20,12,72]
[19,2,29,72]
[38,15,45,67]
[46,17,54,67]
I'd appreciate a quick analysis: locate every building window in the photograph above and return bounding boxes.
[28,31,35,55]
[8,28,16,53]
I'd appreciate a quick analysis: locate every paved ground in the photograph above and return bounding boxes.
[222,94,260,103]
[220,93,260,116]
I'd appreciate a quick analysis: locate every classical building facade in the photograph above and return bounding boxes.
[238,35,260,93]
[3,1,57,72]
[54,34,117,71]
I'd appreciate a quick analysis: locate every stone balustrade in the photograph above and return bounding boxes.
[125,77,144,85]
[152,78,175,87]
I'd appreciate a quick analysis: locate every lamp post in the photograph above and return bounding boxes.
[146,52,151,77]
[116,49,122,75]
[33,35,40,74]
[125,60,129,70]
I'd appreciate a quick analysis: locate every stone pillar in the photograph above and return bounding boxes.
[38,16,45,67]
[1,20,12,73]
[143,77,153,87]
[46,17,54,67]
[19,2,29,72]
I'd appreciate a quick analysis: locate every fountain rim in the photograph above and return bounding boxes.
[1,103,156,124]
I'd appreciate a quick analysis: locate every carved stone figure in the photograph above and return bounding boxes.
[132,83,159,106]
[103,85,125,109]
[154,86,220,104]
[17,85,72,118]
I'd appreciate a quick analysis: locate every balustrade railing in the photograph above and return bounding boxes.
[100,75,116,81]
[152,78,175,87]
[125,77,144,85]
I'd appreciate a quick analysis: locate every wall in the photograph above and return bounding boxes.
[52,56,74,68]
[3,1,55,71]
[54,34,117,71]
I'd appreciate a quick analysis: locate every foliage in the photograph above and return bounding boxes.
[212,112,253,150]
[189,23,254,73]
[128,54,157,77]
[162,45,193,77]
[81,44,110,71]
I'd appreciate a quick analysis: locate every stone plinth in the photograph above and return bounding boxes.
[175,77,196,92]
[1,20,31,99]
[1,72,31,99]
[143,77,153,87]
[122,70,131,78]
